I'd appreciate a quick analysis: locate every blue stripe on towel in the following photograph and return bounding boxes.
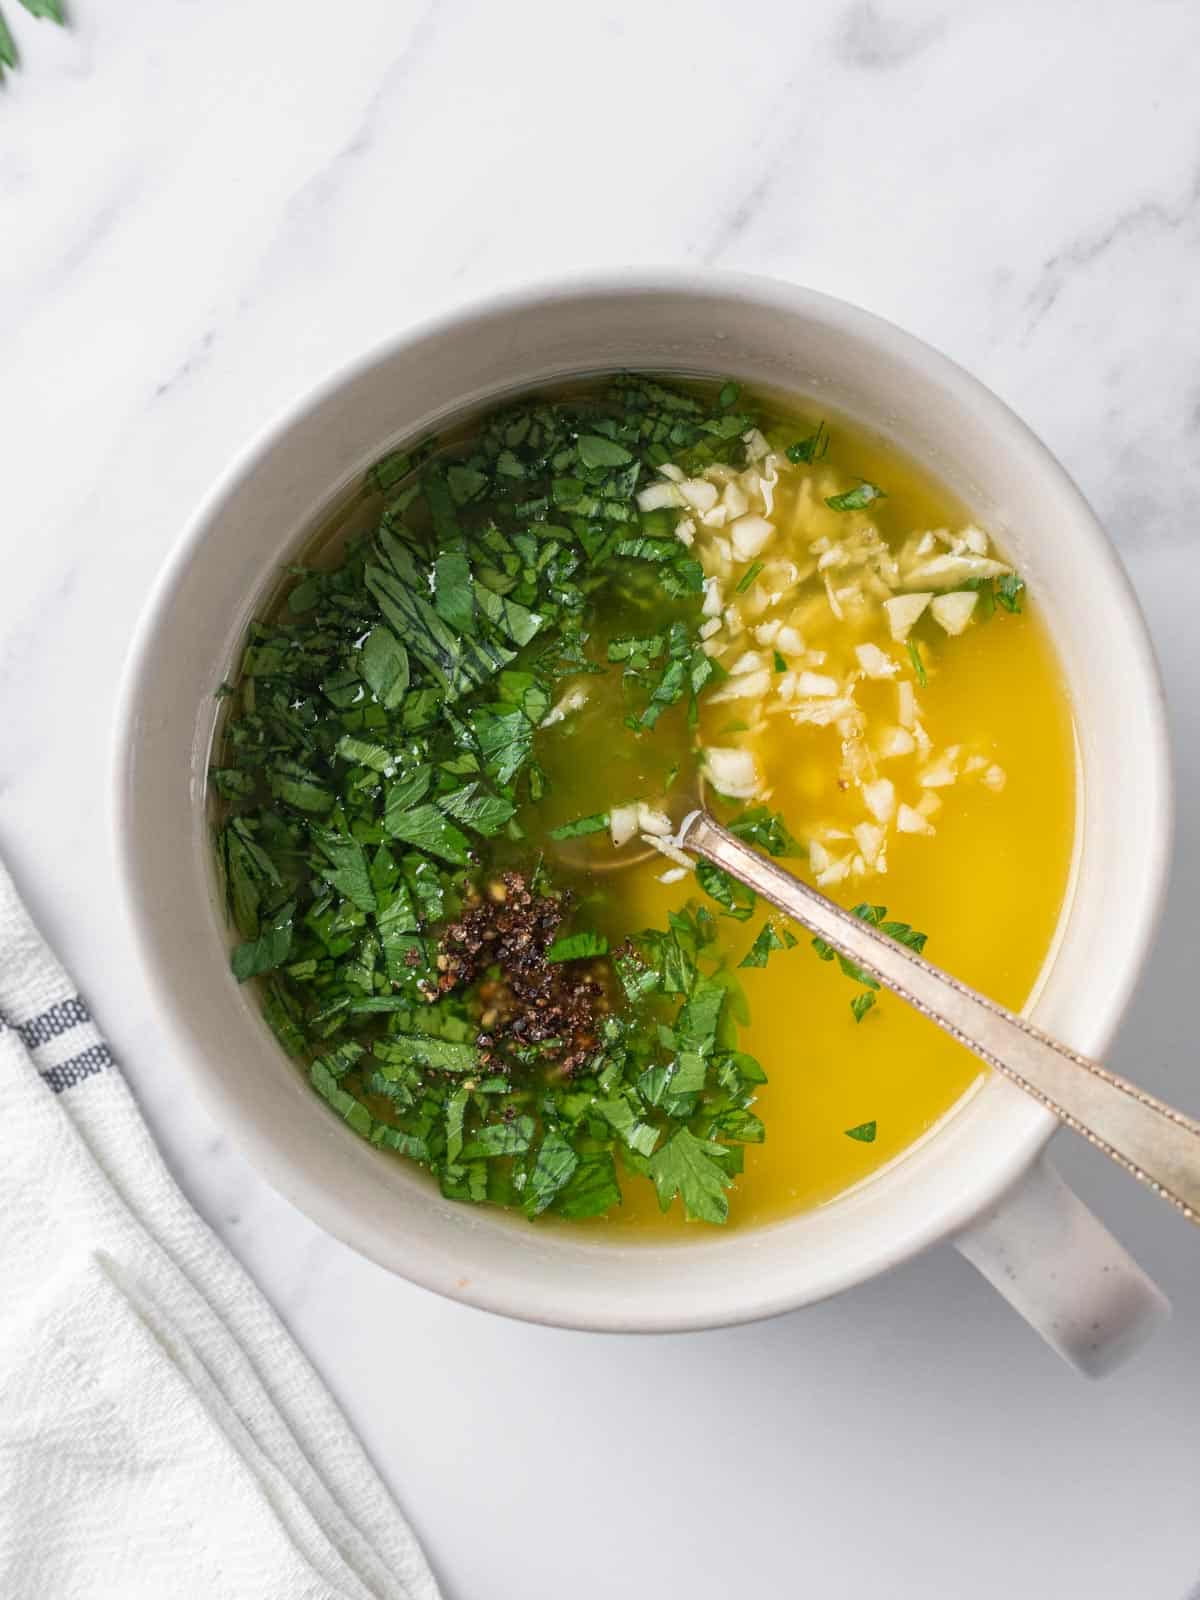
[38,1043,114,1094]
[0,997,112,1093]
[16,996,92,1048]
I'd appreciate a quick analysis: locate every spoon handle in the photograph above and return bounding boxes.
[682,811,1200,1225]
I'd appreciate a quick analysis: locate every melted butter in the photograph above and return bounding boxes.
[537,408,1076,1234]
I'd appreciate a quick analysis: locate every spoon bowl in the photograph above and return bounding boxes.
[549,777,707,875]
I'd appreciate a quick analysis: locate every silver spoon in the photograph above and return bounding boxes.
[567,798,1200,1224]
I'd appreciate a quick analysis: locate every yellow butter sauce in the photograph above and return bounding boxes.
[537,405,1076,1233]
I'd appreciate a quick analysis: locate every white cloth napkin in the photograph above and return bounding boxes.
[0,858,441,1600]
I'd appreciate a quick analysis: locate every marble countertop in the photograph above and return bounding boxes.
[4,3,1199,1596]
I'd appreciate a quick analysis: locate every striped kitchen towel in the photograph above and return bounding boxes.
[0,856,441,1600]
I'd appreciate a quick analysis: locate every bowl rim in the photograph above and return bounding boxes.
[110,268,1174,1330]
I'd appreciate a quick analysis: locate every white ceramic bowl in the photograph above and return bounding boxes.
[113,273,1173,1373]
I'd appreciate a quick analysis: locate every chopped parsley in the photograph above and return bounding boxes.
[213,376,769,1226]
[650,1126,738,1224]
[845,1120,877,1143]
[739,921,790,969]
[996,573,1026,613]
[812,903,928,1020]
[786,422,830,464]
[546,930,609,963]
[548,812,610,840]
[728,805,802,858]
[826,480,886,512]
[736,560,765,594]
[695,860,757,922]
[850,991,876,1024]
[959,571,1026,620]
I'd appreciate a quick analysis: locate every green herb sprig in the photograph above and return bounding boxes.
[0,0,65,79]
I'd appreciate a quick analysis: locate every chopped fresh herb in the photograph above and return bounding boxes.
[382,1034,481,1073]
[446,464,489,505]
[213,375,772,1226]
[739,921,787,969]
[270,763,333,814]
[607,634,664,664]
[960,570,1026,621]
[524,1128,580,1217]
[773,649,787,673]
[907,639,927,686]
[335,734,393,773]
[649,1127,737,1223]
[314,831,376,914]
[472,705,534,786]
[385,766,432,811]
[736,560,765,594]
[546,930,609,963]
[812,904,929,1014]
[826,481,886,512]
[996,573,1026,613]
[287,575,322,614]
[310,1057,373,1137]
[556,1153,622,1220]
[438,782,516,836]
[383,802,473,865]
[695,860,756,922]
[850,991,876,1024]
[231,901,295,982]
[786,422,829,464]
[548,811,610,840]
[962,574,997,621]
[368,447,415,493]
[576,434,634,468]
[433,551,476,634]
[464,1116,535,1158]
[845,1120,877,1143]
[728,805,802,858]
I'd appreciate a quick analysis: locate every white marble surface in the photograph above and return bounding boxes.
[4,2,1200,1595]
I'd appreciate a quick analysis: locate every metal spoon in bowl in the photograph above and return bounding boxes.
[561,793,1200,1225]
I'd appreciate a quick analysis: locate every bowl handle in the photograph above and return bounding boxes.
[954,1155,1169,1377]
